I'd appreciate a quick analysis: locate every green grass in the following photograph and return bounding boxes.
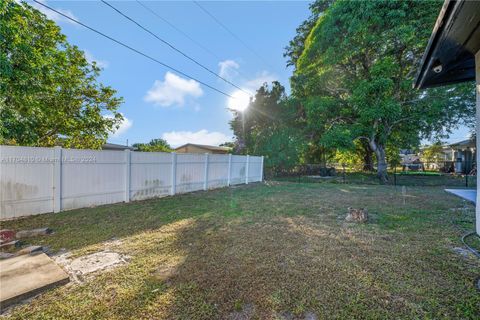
[1,182,479,319]
[275,171,476,188]
[395,171,441,176]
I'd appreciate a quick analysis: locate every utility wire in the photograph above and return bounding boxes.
[135,0,222,61]
[32,0,235,99]
[102,0,250,95]
[136,0,248,81]
[193,1,274,70]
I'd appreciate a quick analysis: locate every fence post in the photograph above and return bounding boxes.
[227,154,232,186]
[53,146,62,213]
[260,156,264,182]
[245,155,250,184]
[171,152,177,195]
[124,149,131,203]
[394,165,397,186]
[204,153,209,190]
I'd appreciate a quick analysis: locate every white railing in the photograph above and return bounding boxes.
[0,145,264,219]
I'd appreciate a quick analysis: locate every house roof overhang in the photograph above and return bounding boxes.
[414,0,480,89]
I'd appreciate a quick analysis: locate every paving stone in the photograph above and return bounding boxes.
[16,246,44,256]
[0,253,69,311]
[16,228,52,239]
[0,240,21,250]
[0,252,14,260]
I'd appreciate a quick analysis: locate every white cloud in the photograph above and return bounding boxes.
[29,0,78,25]
[218,60,240,79]
[144,72,203,107]
[84,50,109,69]
[162,129,231,147]
[105,114,132,138]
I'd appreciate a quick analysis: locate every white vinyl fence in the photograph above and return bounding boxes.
[0,145,264,219]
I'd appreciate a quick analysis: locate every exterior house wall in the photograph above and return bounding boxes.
[175,145,229,154]
[476,51,480,235]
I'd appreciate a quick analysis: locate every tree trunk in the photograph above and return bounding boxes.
[369,140,388,183]
[361,141,374,172]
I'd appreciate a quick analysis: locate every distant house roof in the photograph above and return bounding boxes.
[174,143,231,153]
[102,143,135,151]
[414,0,480,89]
[449,138,475,149]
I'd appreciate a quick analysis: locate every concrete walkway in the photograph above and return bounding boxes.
[445,189,477,204]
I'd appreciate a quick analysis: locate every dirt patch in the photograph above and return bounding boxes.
[54,251,128,282]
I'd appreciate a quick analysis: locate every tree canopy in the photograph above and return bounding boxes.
[229,0,475,181]
[132,138,172,153]
[292,0,475,181]
[0,0,123,149]
[230,82,303,174]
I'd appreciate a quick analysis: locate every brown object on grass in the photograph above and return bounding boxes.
[345,207,368,222]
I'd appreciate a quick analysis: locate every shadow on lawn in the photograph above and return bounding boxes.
[3,182,480,319]
[97,214,480,319]
[0,184,264,252]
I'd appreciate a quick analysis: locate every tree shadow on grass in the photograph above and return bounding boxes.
[3,183,479,319]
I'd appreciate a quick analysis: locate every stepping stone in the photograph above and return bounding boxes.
[0,240,21,250]
[16,228,52,239]
[16,246,44,256]
[0,253,69,311]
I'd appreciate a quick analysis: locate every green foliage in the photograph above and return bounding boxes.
[421,142,444,163]
[0,0,123,149]
[283,0,335,68]
[230,82,303,174]
[132,138,172,152]
[333,148,364,169]
[292,0,475,181]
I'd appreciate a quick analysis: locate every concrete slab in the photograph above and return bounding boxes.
[0,253,69,310]
[445,189,477,204]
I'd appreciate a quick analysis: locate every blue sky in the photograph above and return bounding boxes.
[29,0,312,147]
[27,0,471,147]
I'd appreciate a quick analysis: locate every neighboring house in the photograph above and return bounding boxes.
[445,139,476,174]
[174,143,231,154]
[101,143,135,151]
[414,0,480,235]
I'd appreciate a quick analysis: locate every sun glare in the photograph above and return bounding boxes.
[228,90,251,112]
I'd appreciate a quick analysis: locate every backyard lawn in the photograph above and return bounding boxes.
[1,181,479,319]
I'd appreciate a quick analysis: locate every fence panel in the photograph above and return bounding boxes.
[248,156,263,183]
[176,153,208,194]
[61,149,125,211]
[207,154,229,189]
[130,151,172,201]
[0,146,55,219]
[0,146,263,219]
[231,155,247,185]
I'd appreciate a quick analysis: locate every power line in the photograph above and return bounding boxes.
[101,0,250,95]
[136,0,249,81]
[135,0,222,61]
[193,1,274,70]
[32,0,235,99]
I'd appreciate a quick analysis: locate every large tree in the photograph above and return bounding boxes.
[293,0,475,182]
[0,0,123,149]
[230,81,303,174]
